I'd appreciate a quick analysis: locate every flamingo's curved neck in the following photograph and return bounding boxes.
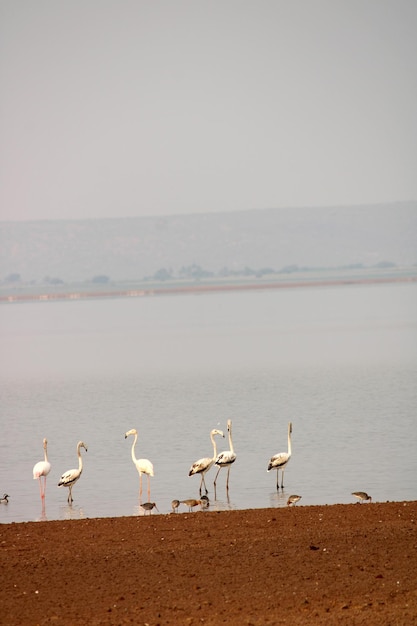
[287,425,292,456]
[228,424,234,454]
[77,444,84,472]
[43,443,48,464]
[130,433,138,464]
[211,432,219,459]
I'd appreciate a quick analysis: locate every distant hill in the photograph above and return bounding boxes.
[0,202,416,284]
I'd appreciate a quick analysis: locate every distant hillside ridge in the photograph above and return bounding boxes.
[1,202,416,283]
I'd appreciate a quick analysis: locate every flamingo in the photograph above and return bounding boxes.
[188,428,224,495]
[352,491,372,503]
[287,494,302,506]
[58,441,88,504]
[214,420,236,491]
[180,498,202,512]
[125,429,154,500]
[33,438,51,504]
[267,422,292,489]
[0,494,10,504]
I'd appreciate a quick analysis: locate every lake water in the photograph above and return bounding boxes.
[0,281,416,523]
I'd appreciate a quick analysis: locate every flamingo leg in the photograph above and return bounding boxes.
[38,478,44,500]
[213,466,221,487]
[68,485,73,504]
[147,475,151,500]
[281,470,285,489]
[226,466,231,491]
[276,471,279,490]
[139,474,143,499]
[201,474,208,495]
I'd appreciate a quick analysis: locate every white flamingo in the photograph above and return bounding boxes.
[125,428,154,500]
[189,428,224,495]
[268,422,292,489]
[58,441,88,504]
[33,438,51,504]
[214,420,236,491]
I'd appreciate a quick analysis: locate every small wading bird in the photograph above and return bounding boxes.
[287,494,302,507]
[189,428,224,495]
[58,441,88,504]
[267,422,292,490]
[125,429,154,501]
[140,502,158,515]
[200,495,210,509]
[180,498,202,512]
[352,491,372,503]
[33,438,51,504]
[214,420,236,492]
[171,499,180,513]
[0,494,10,504]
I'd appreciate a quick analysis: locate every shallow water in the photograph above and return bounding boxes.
[1,282,416,523]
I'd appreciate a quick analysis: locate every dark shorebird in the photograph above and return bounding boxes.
[171,499,180,513]
[287,494,302,507]
[140,502,159,515]
[189,429,224,495]
[180,499,202,512]
[0,493,9,504]
[268,422,292,490]
[200,495,210,509]
[352,491,372,503]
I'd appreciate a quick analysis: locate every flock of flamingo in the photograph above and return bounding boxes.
[1,419,372,516]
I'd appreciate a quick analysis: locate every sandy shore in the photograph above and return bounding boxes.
[1,501,416,625]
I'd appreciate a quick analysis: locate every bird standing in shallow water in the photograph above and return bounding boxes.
[287,494,302,506]
[0,493,9,504]
[214,420,236,492]
[268,422,292,490]
[352,491,372,503]
[140,502,158,515]
[189,428,224,495]
[125,429,154,501]
[58,441,87,504]
[180,499,202,512]
[33,438,51,506]
[200,495,210,509]
[171,499,180,513]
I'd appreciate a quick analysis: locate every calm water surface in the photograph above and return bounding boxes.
[0,282,416,523]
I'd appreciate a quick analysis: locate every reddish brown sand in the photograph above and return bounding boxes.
[1,501,416,625]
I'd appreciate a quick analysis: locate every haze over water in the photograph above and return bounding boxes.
[0,281,416,523]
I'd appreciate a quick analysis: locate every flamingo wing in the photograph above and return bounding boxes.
[136,458,154,476]
[268,452,290,471]
[33,461,51,479]
[189,457,213,476]
[58,468,80,487]
[215,451,236,466]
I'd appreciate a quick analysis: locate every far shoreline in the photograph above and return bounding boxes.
[1,268,416,305]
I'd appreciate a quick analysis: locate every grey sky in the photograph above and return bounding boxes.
[1,0,416,221]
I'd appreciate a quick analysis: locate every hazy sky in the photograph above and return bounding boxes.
[1,1,416,221]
